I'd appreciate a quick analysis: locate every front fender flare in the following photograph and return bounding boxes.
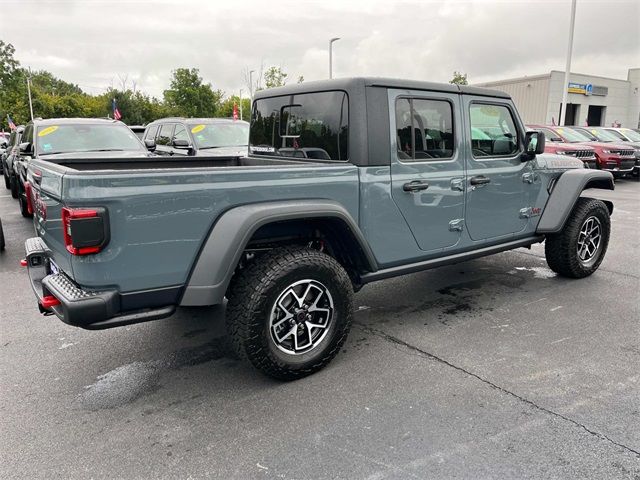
[180,200,376,306]
[536,169,614,234]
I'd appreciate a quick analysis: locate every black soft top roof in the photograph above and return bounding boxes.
[254,77,510,100]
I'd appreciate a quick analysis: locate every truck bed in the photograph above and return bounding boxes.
[54,155,311,171]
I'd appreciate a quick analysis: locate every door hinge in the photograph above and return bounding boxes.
[450,178,465,191]
[449,218,464,232]
[522,172,537,184]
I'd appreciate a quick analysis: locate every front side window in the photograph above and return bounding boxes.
[173,124,189,143]
[35,123,144,155]
[469,104,518,157]
[250,91,348,161]
[157,124,174,146]
[396,97,454,161]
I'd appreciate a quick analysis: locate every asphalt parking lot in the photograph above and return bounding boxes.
[1,180,638,479]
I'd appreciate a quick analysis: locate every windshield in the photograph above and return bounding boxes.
[619,128,640,142]
[554,127,593,143]
[36,124,144,155]
[188,122,249,149]
[585,128,622,142]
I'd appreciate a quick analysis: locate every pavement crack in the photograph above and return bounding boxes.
[356,322,640,458]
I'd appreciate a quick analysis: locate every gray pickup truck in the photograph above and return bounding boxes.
[24,78,614,380]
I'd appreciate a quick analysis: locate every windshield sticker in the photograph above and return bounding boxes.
[38,126,59,137]
[41,143,53,151]
[251,146,276,153]
[191,124,205,133]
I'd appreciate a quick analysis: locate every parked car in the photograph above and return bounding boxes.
[603,128,640,179]
[2,126,24,196]
[0,217,4,252]
[529,125,635,178]
[13,118,152,217]
[526,125,597,168]
[23,77,614,380]
[143,118,249,157]
[128,125,146,140]
[569,127,637,178]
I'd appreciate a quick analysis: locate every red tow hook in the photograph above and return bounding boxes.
[40,295,61,309]
[20,259,27,267]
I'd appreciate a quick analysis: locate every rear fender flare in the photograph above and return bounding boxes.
[537,169,614,234]
[180,200,377,306]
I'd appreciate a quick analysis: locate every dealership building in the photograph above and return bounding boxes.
[475,68,640,128]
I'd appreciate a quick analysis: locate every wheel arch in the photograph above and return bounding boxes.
[180,200,377,306]
[537,169,614,234]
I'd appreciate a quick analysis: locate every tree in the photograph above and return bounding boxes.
[263,66,287,89]
[163,68,223,117]
[449,71,468,85]
[297,75,304,84]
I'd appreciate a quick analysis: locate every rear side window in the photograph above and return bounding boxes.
[250,91,348,161]
[145,125,159,141]
[469,104,518,157]
[395,97,455,161]
[157,124,174,146]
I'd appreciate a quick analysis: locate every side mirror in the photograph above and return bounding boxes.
[144,138,156,151]
[19,142,33,155]
[172,139,192,149]
[522,131,545,161]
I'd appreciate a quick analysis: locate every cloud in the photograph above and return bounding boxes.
[2,0,638,98]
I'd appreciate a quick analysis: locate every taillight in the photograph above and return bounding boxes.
[61,207,109,255]
[24,181,34,214]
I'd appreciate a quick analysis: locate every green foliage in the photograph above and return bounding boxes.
[264,66,287,89]
[449,71,468,85]
[163,68,223,117]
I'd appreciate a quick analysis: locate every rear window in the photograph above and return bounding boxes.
[35,124,144,155]
[250,91,348,161]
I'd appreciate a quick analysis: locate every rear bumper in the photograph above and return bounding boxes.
[24,237,175,329]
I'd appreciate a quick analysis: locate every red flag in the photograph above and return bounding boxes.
[232,103,238,121]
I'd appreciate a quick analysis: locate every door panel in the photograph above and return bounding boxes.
[389,91,465,252]
[463,98,529,240]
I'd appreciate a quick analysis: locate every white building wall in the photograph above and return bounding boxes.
[475,75,550,124]
[547,71,632,127]
[627,68,640,128]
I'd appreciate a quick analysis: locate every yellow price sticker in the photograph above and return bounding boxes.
[38,126,59,137]
[191,124,205,133]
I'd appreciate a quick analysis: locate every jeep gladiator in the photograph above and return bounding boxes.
[23,77,614,380]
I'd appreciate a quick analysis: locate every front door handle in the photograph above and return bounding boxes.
[403,180,430,192]
[470,175,491,186]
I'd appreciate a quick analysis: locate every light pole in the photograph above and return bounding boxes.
[329,37,340,79]
[26,66,34,121]
[560,0,577,126]
[249,70,255,100]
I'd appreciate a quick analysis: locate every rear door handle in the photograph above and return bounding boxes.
[470,175,491,186]
[403,180,430,192]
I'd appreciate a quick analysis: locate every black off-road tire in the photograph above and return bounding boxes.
[226,247,353,381]
[545,197,610,278]
[18,189,32,218]
[0,218,5,251]
[9,174,18,199]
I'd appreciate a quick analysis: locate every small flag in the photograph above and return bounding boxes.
[232,103,239,121]
[112,98,122,120]
[7,114,16,130]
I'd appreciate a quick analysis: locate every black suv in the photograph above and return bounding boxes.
[2,126,24,198]
[143,118,249,157]
[14,118,151,217]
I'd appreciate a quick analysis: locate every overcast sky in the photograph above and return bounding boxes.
[3,0,639,99]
